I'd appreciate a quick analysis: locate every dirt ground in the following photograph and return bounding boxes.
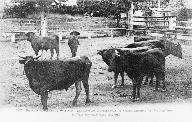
[0,36,192,112]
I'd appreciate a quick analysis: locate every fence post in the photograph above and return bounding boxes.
[128,2,134,36]
[11,33,16,43]
[110,29,114,38]
[59,32,63,41]
[169,17,176,30]
[88,32,91,39]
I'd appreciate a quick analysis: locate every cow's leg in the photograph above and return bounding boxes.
[50,49,54,60]
[130,80,137,102]
[55,48,59,60]
[136,79,142,101]
[120,71,124,87]
[143,76,149,85]
[149,74,154,86]
[82,79,91,104]
[112,72,119,88]
[35,50,39,56]
[72,81,82,106]
[160,72,166,92]
[40,92,48,111]
[72,47,77,57]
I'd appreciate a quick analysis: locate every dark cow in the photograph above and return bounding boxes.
[141,40,182,86]
[163,40,182,58]
[25,32,59,60]
[125,39,182,86]
[134,36,154,42]
[97,46,150,88]
[68,35,80,57]
[18,53,92,111]
[97,49,124,88]
[125,39,165,49]
[108,48,166,101]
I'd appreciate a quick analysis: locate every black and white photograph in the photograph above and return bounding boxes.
[0,0,192,122]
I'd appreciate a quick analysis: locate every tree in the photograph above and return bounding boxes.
[11,0,67,36]
[76,0,132,27]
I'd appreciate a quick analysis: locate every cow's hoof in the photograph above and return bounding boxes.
[142,82,148,85]
[43,107,48,111]
[149,83,154,87]
[130,96,140,102]
[153,88,166,92]
[112,85,117,89]
[72,101,77,106]
[158,88,167,92]
[135,97,140,101]
[129,96,136,102]
[85,99,91,104]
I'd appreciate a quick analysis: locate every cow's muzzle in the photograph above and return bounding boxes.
[108,67,113,72]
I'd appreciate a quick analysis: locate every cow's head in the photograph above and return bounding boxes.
[108,49,121,72]
[165,40,182,59]
[173,42,182,59]
[97,50,105,55]
[25,32,35,42]
[18,52,42,64]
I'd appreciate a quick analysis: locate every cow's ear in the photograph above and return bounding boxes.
[97,50,103,55]
[19,60,26,64]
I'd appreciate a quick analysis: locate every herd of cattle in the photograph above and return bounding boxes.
[17,32,182,111]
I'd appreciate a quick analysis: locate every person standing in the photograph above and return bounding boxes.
[68,31,80,57]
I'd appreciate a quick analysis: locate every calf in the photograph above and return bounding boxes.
[18,53,92,111]
[25,32,59,60]
[108,48,166,101]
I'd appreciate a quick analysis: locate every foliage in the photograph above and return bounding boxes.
[176,7,189,21]
[3,0,132,19]
[3,2,37,18]
[77,0,131,17]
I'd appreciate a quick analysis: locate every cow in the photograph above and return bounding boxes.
[140,40,182,86]
[108,48,166,101]
[97,46,151,88]
[97,49,124,88]
[25,32,59,60]
[18,52,92,111]
[125,39,182,86]
[134,36,154,42]
[125,39,165,49]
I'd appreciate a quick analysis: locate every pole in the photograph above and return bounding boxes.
[41,12,48,37]
[158,0,161,9]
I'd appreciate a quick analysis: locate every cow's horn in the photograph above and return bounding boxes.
[111,46,115,48]
[17,52,26,59]
[33,51,42,59]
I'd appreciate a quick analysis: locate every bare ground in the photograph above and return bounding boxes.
[0,36,192,112]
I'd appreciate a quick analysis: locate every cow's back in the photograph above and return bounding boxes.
[25,56,92,94]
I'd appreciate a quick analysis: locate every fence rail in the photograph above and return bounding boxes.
[4,27,127,42]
